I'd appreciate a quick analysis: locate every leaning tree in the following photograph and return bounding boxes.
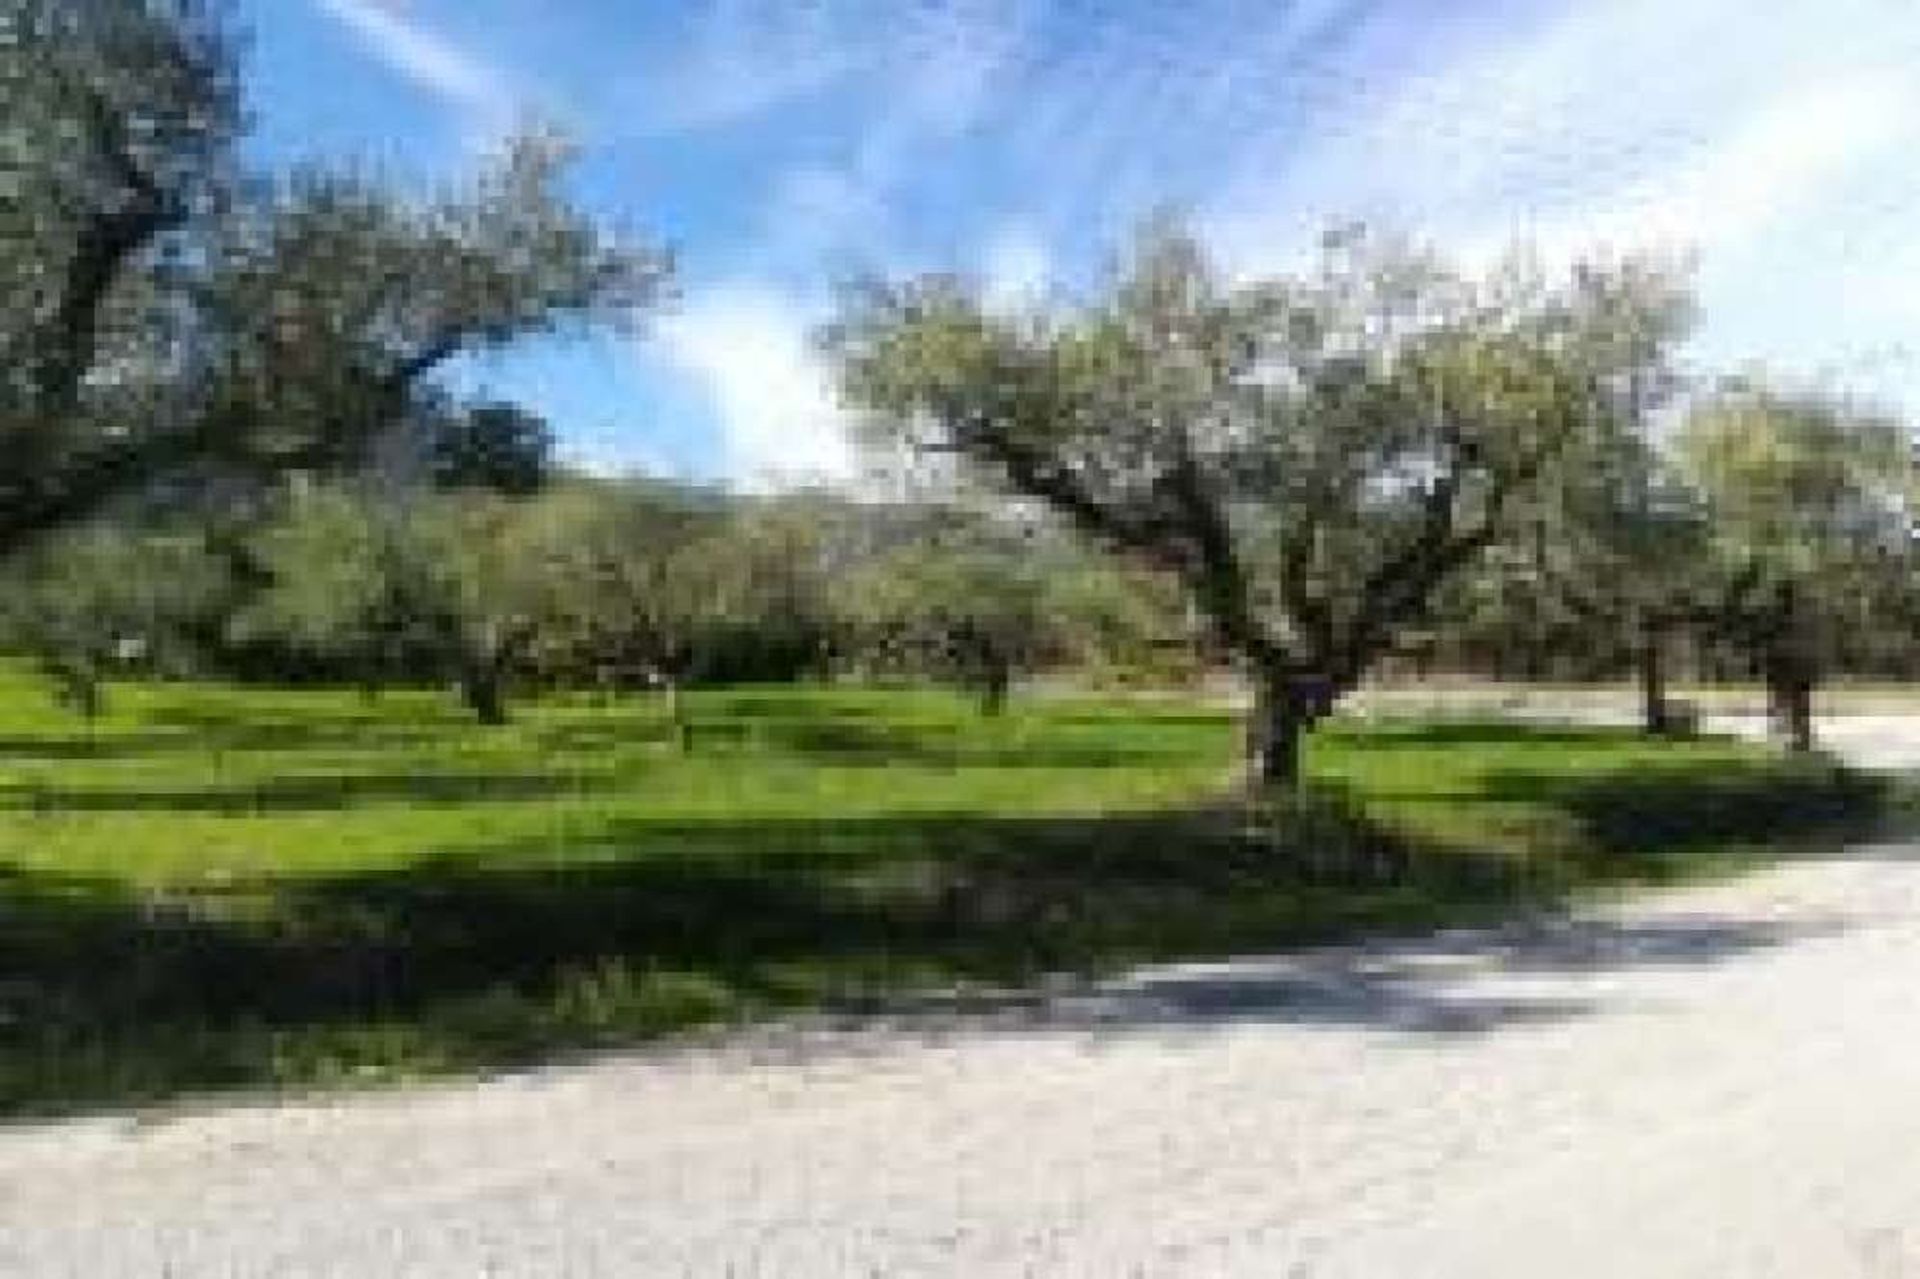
[0,0,667,561]
[0,0,240,552]
[829,224,1690,785]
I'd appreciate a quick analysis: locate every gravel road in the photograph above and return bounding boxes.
[7,714,1920,1277]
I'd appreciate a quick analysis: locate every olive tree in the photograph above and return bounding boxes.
[0,0,667,560]
[0,0,239,552]
[191,129,665,481]
[1482,425,1715,732]
[229,484,458,699]
[839,516,1056,714]
[467,479,723,735]
[0,523,230,720]
[234,484,552,722]
[830,224,1690,785]
[1679,384,1915,751]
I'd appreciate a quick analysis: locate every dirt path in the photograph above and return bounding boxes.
[6,720,1920,1277]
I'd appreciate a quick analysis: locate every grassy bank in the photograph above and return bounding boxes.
[0,670,1893,1118]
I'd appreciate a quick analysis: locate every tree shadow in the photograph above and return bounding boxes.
[0,731,194,762]
[135,707,469,754]
[1018,709,1236,730]
[1479,759,1890,864]
[1001,910,1840,1037]
[1320,721,1646,750]
[0,768,607,815]
[525,707,1218,770]
[0,778,1870,1119]
[697,690,903,720]
[751,717,1207,768]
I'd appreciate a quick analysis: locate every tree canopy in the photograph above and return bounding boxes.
[0,1,665,559]
[830,223,1692,782]
[1678,383,1916,748]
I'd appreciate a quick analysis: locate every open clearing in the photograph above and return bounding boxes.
[2,695,1918,1275]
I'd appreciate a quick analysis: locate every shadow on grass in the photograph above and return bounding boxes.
[0,705,478,762]
[1321,721,1645,749]
[0,732,197,762]
[0,750,1890,1120]
[1480,757,1892,870]
[0,769,610,815]
[441,708,1216,771]
[749,718,1207,768]
[137,706,474,754]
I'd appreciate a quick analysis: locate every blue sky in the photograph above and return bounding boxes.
[249,0,1920,488]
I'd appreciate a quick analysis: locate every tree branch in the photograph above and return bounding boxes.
[31,83,185,417]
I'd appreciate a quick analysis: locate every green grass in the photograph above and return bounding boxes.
[0,667,1895,1119]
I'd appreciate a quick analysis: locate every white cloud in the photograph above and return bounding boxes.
[311,0,515,136]
[1493,73,1914,266]
[982,226,1052,311]
[1190,0,1920,409]
[657,288,857,491]
[1205,0,1917,255]
[630,2,1044,490]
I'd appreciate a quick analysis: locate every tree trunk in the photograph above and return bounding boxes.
[1763,581,1816,753]
[1248,670,1325,790]
[1761,657,1814,753]
[979,658,1010,717]
[460,659,508,726]
[1789,683,1814,753]
[1638,622,1668,736]
[1777,675,1814,753]
[1760,586,1813,753]
[664,677,693,752]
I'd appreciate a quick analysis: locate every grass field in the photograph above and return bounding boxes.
[0,668,1895,1118]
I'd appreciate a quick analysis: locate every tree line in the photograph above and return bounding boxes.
[5,1,1917,788]
[0,464,1199,725]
